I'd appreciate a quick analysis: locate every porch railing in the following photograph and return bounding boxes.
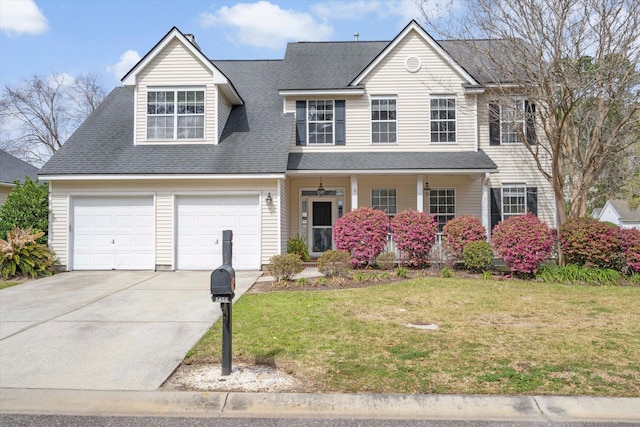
[384,233,443,260]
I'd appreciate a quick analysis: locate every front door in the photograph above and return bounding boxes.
[309,199,335,256]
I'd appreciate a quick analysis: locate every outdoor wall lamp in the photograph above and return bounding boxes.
[265,192,273,205]
[317,180,325,197]
[423,181,431,195]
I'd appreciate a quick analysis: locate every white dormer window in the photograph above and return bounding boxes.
[147,89,204,140]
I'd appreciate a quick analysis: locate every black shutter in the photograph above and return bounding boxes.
[335,100,345,145]
[490,188,502,233]
[489,102,500,146]
[527,187,538,215]
[525,100,537,145]
[296,101,306,146]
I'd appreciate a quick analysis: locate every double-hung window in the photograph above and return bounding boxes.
[430,97,456,143]
[308,100,334,144]
[372,188,397,216]
[501,185,526,220]
[429,188,455,232]
[489,98,536,146]
[501,99,525,144]
[147,89,204,140]
[371,98,397,143]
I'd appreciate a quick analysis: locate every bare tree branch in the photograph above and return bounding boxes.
[0,72,107,166]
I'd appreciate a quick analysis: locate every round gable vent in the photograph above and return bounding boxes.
[405,56,422,73]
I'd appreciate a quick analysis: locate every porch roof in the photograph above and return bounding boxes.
[287,151,498,174]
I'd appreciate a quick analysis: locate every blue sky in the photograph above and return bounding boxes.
[0,0,456,89]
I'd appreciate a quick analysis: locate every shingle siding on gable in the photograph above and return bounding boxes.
[135,39,217,144]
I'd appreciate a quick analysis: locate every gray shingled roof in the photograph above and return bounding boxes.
[278,38,519,91]
[40,60,292,175]
[0,150,39,184]
[288,151,497,171]
[278,41,389,90]
[610,199,640,222]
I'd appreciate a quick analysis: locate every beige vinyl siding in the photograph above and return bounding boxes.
[477,93,555,227]
[218,93,233,139]
[426,175,483,218]
[48,179,279,270]
[286,29,476,152]
[135,39,217,144]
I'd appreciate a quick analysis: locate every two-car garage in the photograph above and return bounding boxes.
[70,194,260,271]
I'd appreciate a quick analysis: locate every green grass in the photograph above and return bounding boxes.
[187,277,640,396]
[0,281,21,290]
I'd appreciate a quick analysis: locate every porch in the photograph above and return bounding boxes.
[286,172,491,258]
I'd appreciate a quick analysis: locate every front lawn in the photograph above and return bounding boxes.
[186,277,640,396]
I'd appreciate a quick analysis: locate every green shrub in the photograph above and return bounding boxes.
[396,267,409,278]
[317,250,351,277]
[376,252,397,270]
[266,253,302,281]
[440,267,454,278]
[536,264,621,286]
[462,241,494,272]
[287,234,310,262]
[0,228,56,279]
[0,177,49,244]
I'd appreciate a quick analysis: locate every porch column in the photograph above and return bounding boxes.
[481,172,490,235]
[416,175,424,212]
[350,175,358,211]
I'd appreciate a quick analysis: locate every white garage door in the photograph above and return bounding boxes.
[176,195,260,270]
[72,196,155,270]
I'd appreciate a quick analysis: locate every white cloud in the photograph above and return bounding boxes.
[0,0,48,36]
[311,0,421,23]
[107,50,141,80]
[199,1,332,49]
[311,0,456,23]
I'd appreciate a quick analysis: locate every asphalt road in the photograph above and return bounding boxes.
[1,415,634,427]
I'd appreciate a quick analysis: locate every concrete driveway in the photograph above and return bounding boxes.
[0,270,261,391]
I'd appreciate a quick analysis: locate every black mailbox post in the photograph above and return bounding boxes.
[210,230,235,376]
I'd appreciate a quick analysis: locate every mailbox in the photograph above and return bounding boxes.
[211,264,235,302]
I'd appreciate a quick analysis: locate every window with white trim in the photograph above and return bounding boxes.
[147,89,204,140]
[371,98,397,143]
[372,188,397,216]
[429,188,455,232]
[308,100,334,144]
[501,99,525,144]
[502,185,526,219]
[430,97,456,143]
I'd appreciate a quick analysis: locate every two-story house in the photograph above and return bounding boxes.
[39,21,555,271]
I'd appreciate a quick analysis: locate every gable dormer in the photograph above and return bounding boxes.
[122,27,243,145]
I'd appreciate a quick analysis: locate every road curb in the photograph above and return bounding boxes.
[1,389,639,422]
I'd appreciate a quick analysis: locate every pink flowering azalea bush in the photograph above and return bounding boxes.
[390,210,438,267]
[442,215,487,259]
[334,207,390,267]
[619,227,640,273]
[492,213,553,275]
[559,218,623,269]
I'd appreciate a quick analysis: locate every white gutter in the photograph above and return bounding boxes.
[287,169,498,176]
[39,174,287,181]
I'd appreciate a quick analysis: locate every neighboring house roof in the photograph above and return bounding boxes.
[609,199,640,223]
[0,150,39,184]
[39,60,292,176]
[591,207,602,218]
[288,151,497,173]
